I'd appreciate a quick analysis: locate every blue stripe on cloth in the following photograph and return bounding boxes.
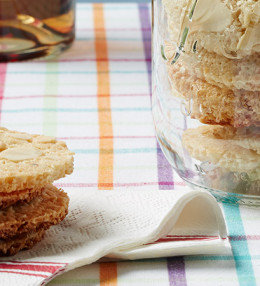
[185,255,260,261]
[223,203,256,286]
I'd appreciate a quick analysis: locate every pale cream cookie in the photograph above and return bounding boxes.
[0,127,74,194]
[162,0,260,58]
[182,125,260,180]
[179,49,260,91]
[168,62,260,127]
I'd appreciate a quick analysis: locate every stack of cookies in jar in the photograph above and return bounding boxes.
[0,127,74,256]
[162,0,260,194]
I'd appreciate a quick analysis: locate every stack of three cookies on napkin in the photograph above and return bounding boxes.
[0,127,74,256]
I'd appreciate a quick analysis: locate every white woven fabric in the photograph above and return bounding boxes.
[0,188,230,285]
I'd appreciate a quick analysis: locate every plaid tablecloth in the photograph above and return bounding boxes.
[0,3,259,286]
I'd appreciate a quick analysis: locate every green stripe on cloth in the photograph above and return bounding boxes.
[44,63,58,136]
[223,203,256,286]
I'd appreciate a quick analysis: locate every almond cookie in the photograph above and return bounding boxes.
[168,62,260,127]
[163,0,260,58]
[182,125,260,181]
[0,184,69,240]
[0,127,74,194]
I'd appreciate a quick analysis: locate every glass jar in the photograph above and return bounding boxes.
[0,0,75,61]
[152,0,260,206]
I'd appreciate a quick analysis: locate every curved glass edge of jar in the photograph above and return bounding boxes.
[152,0,260,205]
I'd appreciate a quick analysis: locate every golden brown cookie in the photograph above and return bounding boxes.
[182,125,260,180]
[0,229,45,256]
[0,127,74,194]
[168,62,260,127]
[0,186,44,210]
[0,184,69,240]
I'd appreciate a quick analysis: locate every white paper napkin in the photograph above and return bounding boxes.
[0,187,230,286]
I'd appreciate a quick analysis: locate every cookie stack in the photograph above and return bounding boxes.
[162,0,260,193]
[0,127,74,256]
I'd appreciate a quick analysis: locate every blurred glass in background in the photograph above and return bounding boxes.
[0,0,75,61]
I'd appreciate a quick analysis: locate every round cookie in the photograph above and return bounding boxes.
[162,0,260,58]
[167,62,260,127]
[0,229,45,256]
[0,184,69,240]
[179,49,260,91]
[0,127,74,194]
[0,186,44,210]
[182,125,260,180]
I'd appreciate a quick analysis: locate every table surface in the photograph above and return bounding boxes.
[0,3,259,286]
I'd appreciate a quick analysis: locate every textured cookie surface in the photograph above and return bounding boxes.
[0,229,45,256]
[182,125,260,180]
[0,184,69,240]
[162,0,260,58]
[0,127,74,193]
[179,49,260,91]
[0,186,44,210]
[168,62,260,127]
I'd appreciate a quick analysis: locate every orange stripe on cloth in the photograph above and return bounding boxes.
[93,3,114,190]
[100,262,117,286]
